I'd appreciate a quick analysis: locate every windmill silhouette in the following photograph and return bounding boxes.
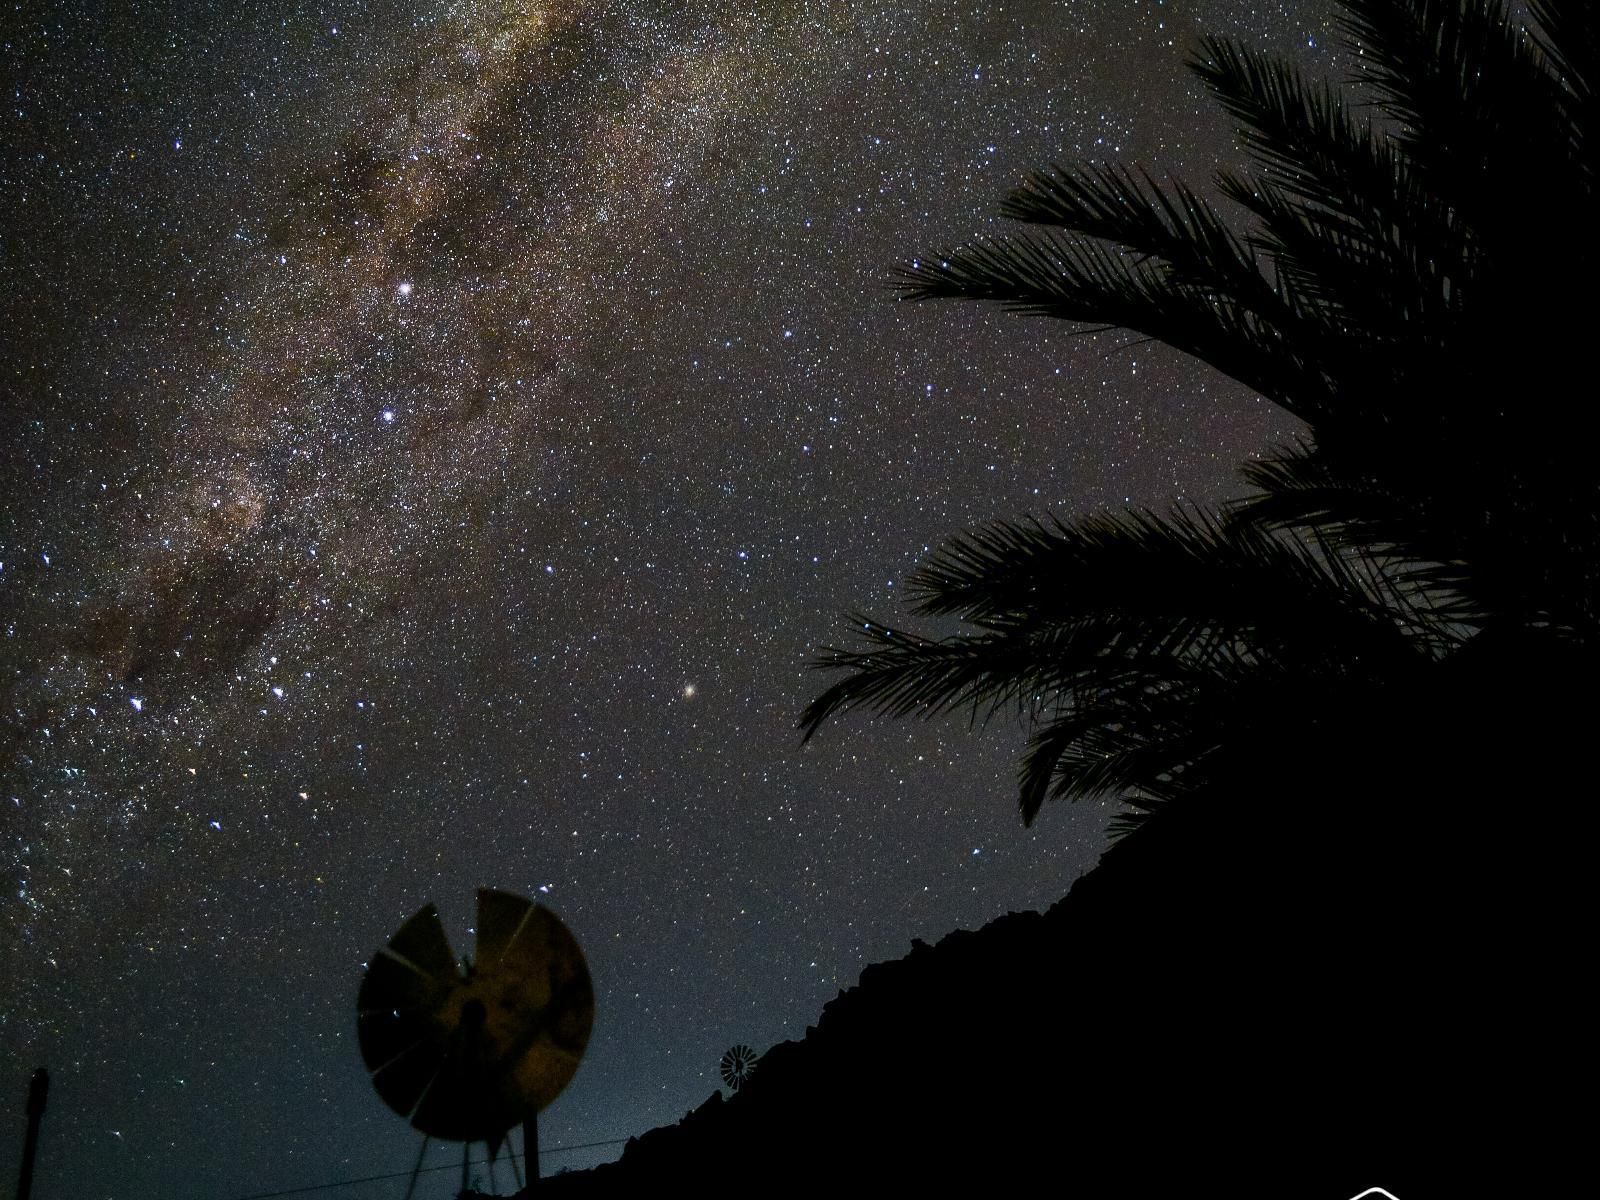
[358,889,593,1196]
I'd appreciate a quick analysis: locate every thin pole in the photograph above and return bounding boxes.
[16,1068,48,1200]
[523,1116,539,1192]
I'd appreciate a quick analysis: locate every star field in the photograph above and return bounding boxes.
[3,2,1326,1195]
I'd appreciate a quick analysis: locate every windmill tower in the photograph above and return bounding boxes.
[358,889,593,1196]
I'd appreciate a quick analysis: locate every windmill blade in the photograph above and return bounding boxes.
[370,1039,447,1124]
[357,953,447,1076]
[358,905,463,1124]
[491,907,583,1005]
[493,905,595,1056]
[503,1022,587,1118]
[409,1012,520,1142]
[357,949,447,1015]
[475,888,536,969]
[386,904,458,980]
[488,904,594,1113]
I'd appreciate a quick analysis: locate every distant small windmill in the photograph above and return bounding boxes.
[358,890,593,1197]
[719,1045,759,1092]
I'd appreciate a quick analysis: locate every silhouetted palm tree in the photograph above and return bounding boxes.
[804,0,1597,825]
[804,509,1460,828]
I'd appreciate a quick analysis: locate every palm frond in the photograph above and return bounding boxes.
[1233,442,1600,634]
[1000,163,1279,310]
[798,620,1041,740]
[801,609,1220,744]
[898,235,1329,418]
[1216,171,1450,340]
[802,504,1453,823]
[1531,0,1598,95]
[907,506,1436,662]
[1341,1,1538,139]
[1340,0,1580,240]
[1192,36,1418,232]
[1017,685,1220,824]
[1529,0,1599,190]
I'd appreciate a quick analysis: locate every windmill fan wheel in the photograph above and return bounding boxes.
[720,1044,759,1091]
[357,889,594,1146]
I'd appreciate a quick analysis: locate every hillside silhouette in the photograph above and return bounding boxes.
[530,643,1582,1195]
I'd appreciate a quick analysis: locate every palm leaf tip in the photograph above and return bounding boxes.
[797,618,897,741]
[895,254,966,301]
[797,671,849,743]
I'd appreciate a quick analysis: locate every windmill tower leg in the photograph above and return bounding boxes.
[16,1068,49,1200]
[508,1141,524,1191]
[401,1136,430,1200]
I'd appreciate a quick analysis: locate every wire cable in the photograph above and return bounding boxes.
[225,1138,630,1200]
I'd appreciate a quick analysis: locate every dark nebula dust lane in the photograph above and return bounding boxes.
[2,2,1322,1195]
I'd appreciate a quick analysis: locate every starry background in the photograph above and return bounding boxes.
[2,1,1324,1196]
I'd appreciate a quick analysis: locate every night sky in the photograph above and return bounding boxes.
[3,2,1323,1195]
